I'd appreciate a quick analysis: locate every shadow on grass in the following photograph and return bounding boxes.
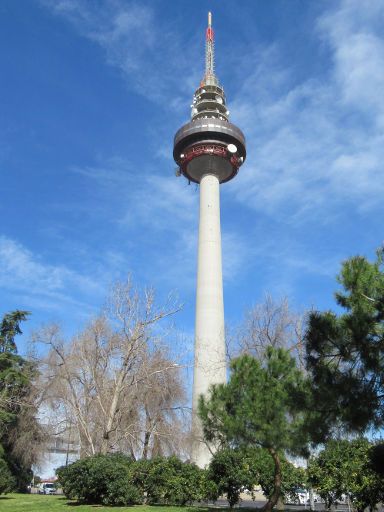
[61,498,135,507]
[0,497,13,500]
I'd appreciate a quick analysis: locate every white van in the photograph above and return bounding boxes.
[38,482,56,495]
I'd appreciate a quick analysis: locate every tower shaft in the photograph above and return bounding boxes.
[192,173,226,467]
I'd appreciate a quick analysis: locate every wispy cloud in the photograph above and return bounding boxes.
[228,0,384,222]
[0,236,103,311]
[40,0,201,109]
[71,157,198,229]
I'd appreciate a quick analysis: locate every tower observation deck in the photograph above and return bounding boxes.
[173,13,246,468]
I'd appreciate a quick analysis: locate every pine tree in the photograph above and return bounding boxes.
[305,249,384,437]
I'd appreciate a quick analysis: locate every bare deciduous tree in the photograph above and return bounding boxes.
[231,295,306,369]
[35,278,187,458]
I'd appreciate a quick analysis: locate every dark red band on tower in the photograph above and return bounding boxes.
[206,27,214,41]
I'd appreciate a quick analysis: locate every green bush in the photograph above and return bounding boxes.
[208,447,306,507]
[138,456,215,505]
[0,458,15,495]
[252,448,306,503]
[208,448,258,507]
[58,454,214,506]
[57,453,138,505]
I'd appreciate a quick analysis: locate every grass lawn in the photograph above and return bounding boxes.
[0,494,212,512]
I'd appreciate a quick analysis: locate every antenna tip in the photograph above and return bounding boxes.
[208,12,212,27]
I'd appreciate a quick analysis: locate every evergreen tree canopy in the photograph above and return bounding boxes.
[0,311,29,354]
[0,353,32,428]
[305,250,384,437]
[369,443,384,475]
[0,310,40,491]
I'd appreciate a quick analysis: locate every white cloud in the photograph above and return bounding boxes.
[222,231,252,283]
[228,0,384,222]
[72,158,198,231]
[319,0,384,126]
[40,0,201,107]
[0,236,103,310]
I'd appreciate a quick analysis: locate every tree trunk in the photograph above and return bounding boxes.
[309,488,315,511]
[142,431,151,459]
[260,447,282,512]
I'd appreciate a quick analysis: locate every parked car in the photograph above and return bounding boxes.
[292,489,321,505]
[38,483,56,495]
[296,489,308,504]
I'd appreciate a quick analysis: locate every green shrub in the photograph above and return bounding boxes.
[101,477,141,506]
[209,447,306,507]
[57,453,214,506]
[57,453,138,505]
[134,456,215,505]
[208,448,258,507]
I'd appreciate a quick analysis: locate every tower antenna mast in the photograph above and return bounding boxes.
[205,12,216,84]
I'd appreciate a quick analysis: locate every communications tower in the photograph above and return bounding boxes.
[173,12,246,467]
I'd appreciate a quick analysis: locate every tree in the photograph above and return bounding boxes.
[0,456,15,495]
[139,348,186,459]
[0,311,30,354]
[0,310,42,491]
[308,438,384,512]
[305,249,384,439]
[369,443,384,475]
[37,278,186,458]
[251,448,306,505]
[199,348,311,512]
[235,296,305,369]
[208,448,258,508]
[208,446,305,508]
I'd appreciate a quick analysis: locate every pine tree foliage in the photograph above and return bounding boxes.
[305,249,384,437]
[0,311,29,354]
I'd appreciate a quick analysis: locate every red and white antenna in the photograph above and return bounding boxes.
[205,11,215,83]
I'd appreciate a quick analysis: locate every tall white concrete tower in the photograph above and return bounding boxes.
[173,13,246,467]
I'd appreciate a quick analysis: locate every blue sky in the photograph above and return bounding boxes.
[1,0,383,358]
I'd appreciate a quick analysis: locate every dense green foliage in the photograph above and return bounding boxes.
[369,442,384,475]
[199,349,311,511]
[207,448,258,507]
[134,456,216,506]
[250,449,306,504]
[0,311,30,354]
[0,311,31,429]
[0,456,15,494]
[305,250,384,439]
[308,438,384,512]
[57,454,214,506]
[208,447,306,508]
[0,310,41,492]
[57,454,140,506]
